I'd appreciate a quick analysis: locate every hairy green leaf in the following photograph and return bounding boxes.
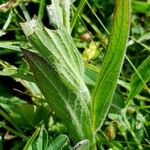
[92,0,130,130]
[20,19,91,106]
[23,50,92,143]
[46,0,63,28]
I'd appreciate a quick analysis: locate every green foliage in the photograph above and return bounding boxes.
[128,55,150,101]
[22,49,92,143]
[11,103,49,130]
[36,129,48,150]
[23,128,40,150]
[47,134,68,150]
[92,0,130,130]
[0,0,150,150]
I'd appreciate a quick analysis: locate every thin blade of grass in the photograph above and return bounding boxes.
[71,0,86,31]
[20,19,86,95]
[0,11,13,37]
[38,0,45,20]
[23,128,40,150]
[19,2,31,21]
[128,55,150,101]
[47,135,69,150]
[0,42,21,53]
[0,121,28,140]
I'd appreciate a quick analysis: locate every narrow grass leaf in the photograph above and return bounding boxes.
[47,135,68,150]
[92,0,130,130]
[23,128,40,150]
[128,56,150,100]
[38,0,45,20]
[132,1,150,15]
[0,42,20,53]
[36,128,48,150]
[71,0,86,31]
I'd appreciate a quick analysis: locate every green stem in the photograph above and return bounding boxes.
[71,0,87,31]
[90,133,97,150]
[19,2,31,21]
[0,121,28,140]
[82,14,108,49]
[121,109,143,149]
[86,1,110,35]
[0,108,22,133]
[38,0,45,20]
[2,11,13,31]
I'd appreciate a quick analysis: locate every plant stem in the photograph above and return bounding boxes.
[71,0,86,31]
[90,133,97,150]
[0,109,22,133]
[0,121,28,140]
[121,109,143,150]
[19,2,31,21]
[38,0,45,20]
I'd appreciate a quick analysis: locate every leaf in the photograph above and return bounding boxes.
[0,96,25,113]
[47,135,68,150]
[20,19,91,105]
[11,103,49,130]
[132,1,150,15]
[108,93,125,114]
[84,65,99,86]
[128,56,150,100]
[0,60,35,82]
[22,50,92,143]
[92,0,130,130]
[0,42,20,53]
[36,128,48,150]
[71,0,86,31]
[46,0,63,28]
[23,128,40,150]
[73,139,89,150]
[20,1,92,144]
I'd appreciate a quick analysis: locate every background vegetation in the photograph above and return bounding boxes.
[0,0,150,149]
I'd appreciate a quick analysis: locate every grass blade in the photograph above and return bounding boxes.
[23,128,40,150]
[128,55,150,101]
[92,0,131,131]
[46,0,63,29]
[38,0,45,20]
[47,135,68,150]
[132,1,150,15]
[71,0,86,31]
